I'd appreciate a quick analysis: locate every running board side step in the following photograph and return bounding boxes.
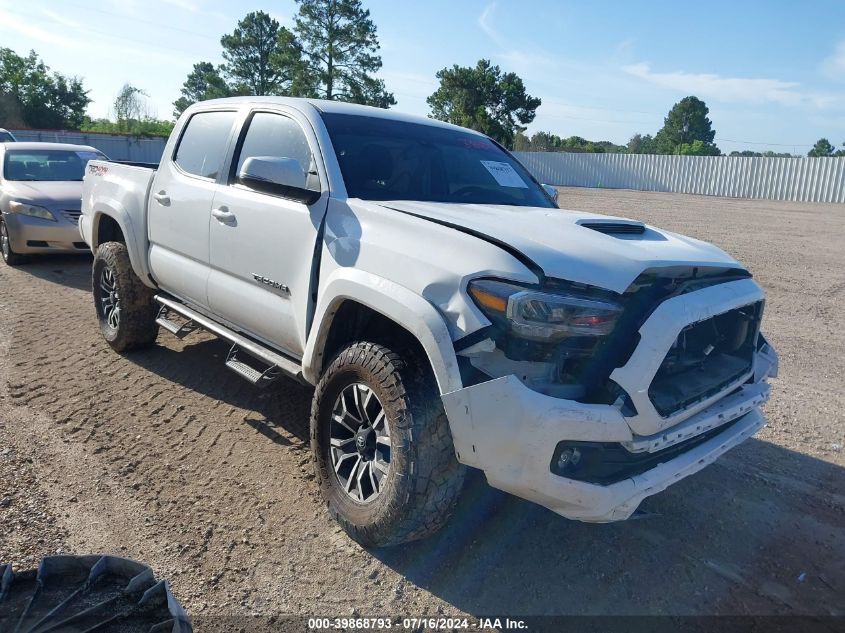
[155,306,199,339]
[225,344,280,388]
[154,295,303,383]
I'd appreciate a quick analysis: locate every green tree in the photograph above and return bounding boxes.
[0,48,90,129]
[0,93,25,128]
[113,83,150,132]
[627,133,657,154]
[529,131,562,151]
[221,11,302,96]
[512,132,532,151]
[427,59,540,146]
[173,62,232,117]
[80,116,174,138]
[728,150,794,157]
[270,26,316,97]
[98,83,174,137]
[677,139,721,156]
[654,96,719,155]
[294,0,394,107]
[808,138,835,157]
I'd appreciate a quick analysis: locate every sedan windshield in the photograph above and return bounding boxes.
[321,113,554,207]
[3,149,105,181]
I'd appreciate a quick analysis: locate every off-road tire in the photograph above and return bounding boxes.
[1,217,27,266]
[92,241,158,352]
[311,341,467,548]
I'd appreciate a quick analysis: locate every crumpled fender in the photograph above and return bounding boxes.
[302,267,463,394]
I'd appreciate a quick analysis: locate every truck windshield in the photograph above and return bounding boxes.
[320,112,554,207]
[3,149,106,181]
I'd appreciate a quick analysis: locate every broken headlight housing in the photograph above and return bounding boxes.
[468,279,623,343]
[466,279,625,394]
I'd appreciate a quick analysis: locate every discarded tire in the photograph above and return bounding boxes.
[0,555,191,632]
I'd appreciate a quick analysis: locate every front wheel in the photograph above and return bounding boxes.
[1,217,26,266]
[92,242,158,352]
[311,341,466,547]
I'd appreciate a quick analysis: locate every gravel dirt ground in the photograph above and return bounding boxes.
[0,188,843,625]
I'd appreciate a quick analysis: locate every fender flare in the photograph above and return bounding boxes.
[302,268,463,395]
[88,200,155,288]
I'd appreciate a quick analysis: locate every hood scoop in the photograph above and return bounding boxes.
[578,219,646,235]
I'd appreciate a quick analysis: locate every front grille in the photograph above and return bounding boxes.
[648,301,762,417]
[62,209,82,223]
[578,267,752,404]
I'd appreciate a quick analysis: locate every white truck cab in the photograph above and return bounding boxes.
[80,97,778,547]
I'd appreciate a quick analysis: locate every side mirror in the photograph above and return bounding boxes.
[542,183,559,204]
[239,156,320,205]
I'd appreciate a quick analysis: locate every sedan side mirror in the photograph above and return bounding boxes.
[542,183,559,204]
[239,156,320,205]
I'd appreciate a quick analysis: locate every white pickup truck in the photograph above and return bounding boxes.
[80,97,778,547]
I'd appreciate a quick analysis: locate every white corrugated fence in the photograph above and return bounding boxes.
[10,129,166,163]
[513,152,845,203]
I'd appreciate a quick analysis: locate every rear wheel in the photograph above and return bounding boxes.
[0,217,26,266]
[92,242,158,351]
[311,341,466,547]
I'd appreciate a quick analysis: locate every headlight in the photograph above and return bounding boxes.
[468,279,622,341]
[8,201,56,221]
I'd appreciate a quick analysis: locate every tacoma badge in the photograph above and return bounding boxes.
[251,273,290,295]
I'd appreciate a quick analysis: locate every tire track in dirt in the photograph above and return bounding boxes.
[1,190,843,620]
[1,255,424,616]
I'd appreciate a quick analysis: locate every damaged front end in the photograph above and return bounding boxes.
[442,268,778,522]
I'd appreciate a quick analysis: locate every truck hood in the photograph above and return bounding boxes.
[2,180,83,210]
[373,200,742,294]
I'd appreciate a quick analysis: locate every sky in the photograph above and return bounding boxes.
[1,0,844,154]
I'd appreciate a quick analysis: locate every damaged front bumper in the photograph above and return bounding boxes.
[441,278,779,522]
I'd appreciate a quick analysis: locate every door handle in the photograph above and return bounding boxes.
[153,191,170,206]
[211,206,236,225]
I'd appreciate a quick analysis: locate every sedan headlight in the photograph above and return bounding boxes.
[468,279,622,341]
[8,201,56,221]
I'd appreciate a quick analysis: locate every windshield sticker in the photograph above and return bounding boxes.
[76,151,101,160]
[480,160,528,188]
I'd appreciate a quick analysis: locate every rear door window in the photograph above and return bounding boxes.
[174,111,237,179]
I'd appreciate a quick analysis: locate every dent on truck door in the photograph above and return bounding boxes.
[147,110,237,309]
[207,110,327,357]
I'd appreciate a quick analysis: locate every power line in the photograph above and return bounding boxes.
[6,5,821,151]
[546,99,663,118]
[716,137,812,148]
[5,6,217,58]
[59,1,225,41]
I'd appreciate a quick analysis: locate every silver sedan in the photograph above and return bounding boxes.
[1,142,107,266]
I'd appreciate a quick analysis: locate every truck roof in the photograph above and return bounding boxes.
[196,96,486,137]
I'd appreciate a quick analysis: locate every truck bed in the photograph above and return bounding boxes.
[79,160,158,283]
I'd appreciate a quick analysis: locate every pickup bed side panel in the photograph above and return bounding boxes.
[81,161,156,287]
